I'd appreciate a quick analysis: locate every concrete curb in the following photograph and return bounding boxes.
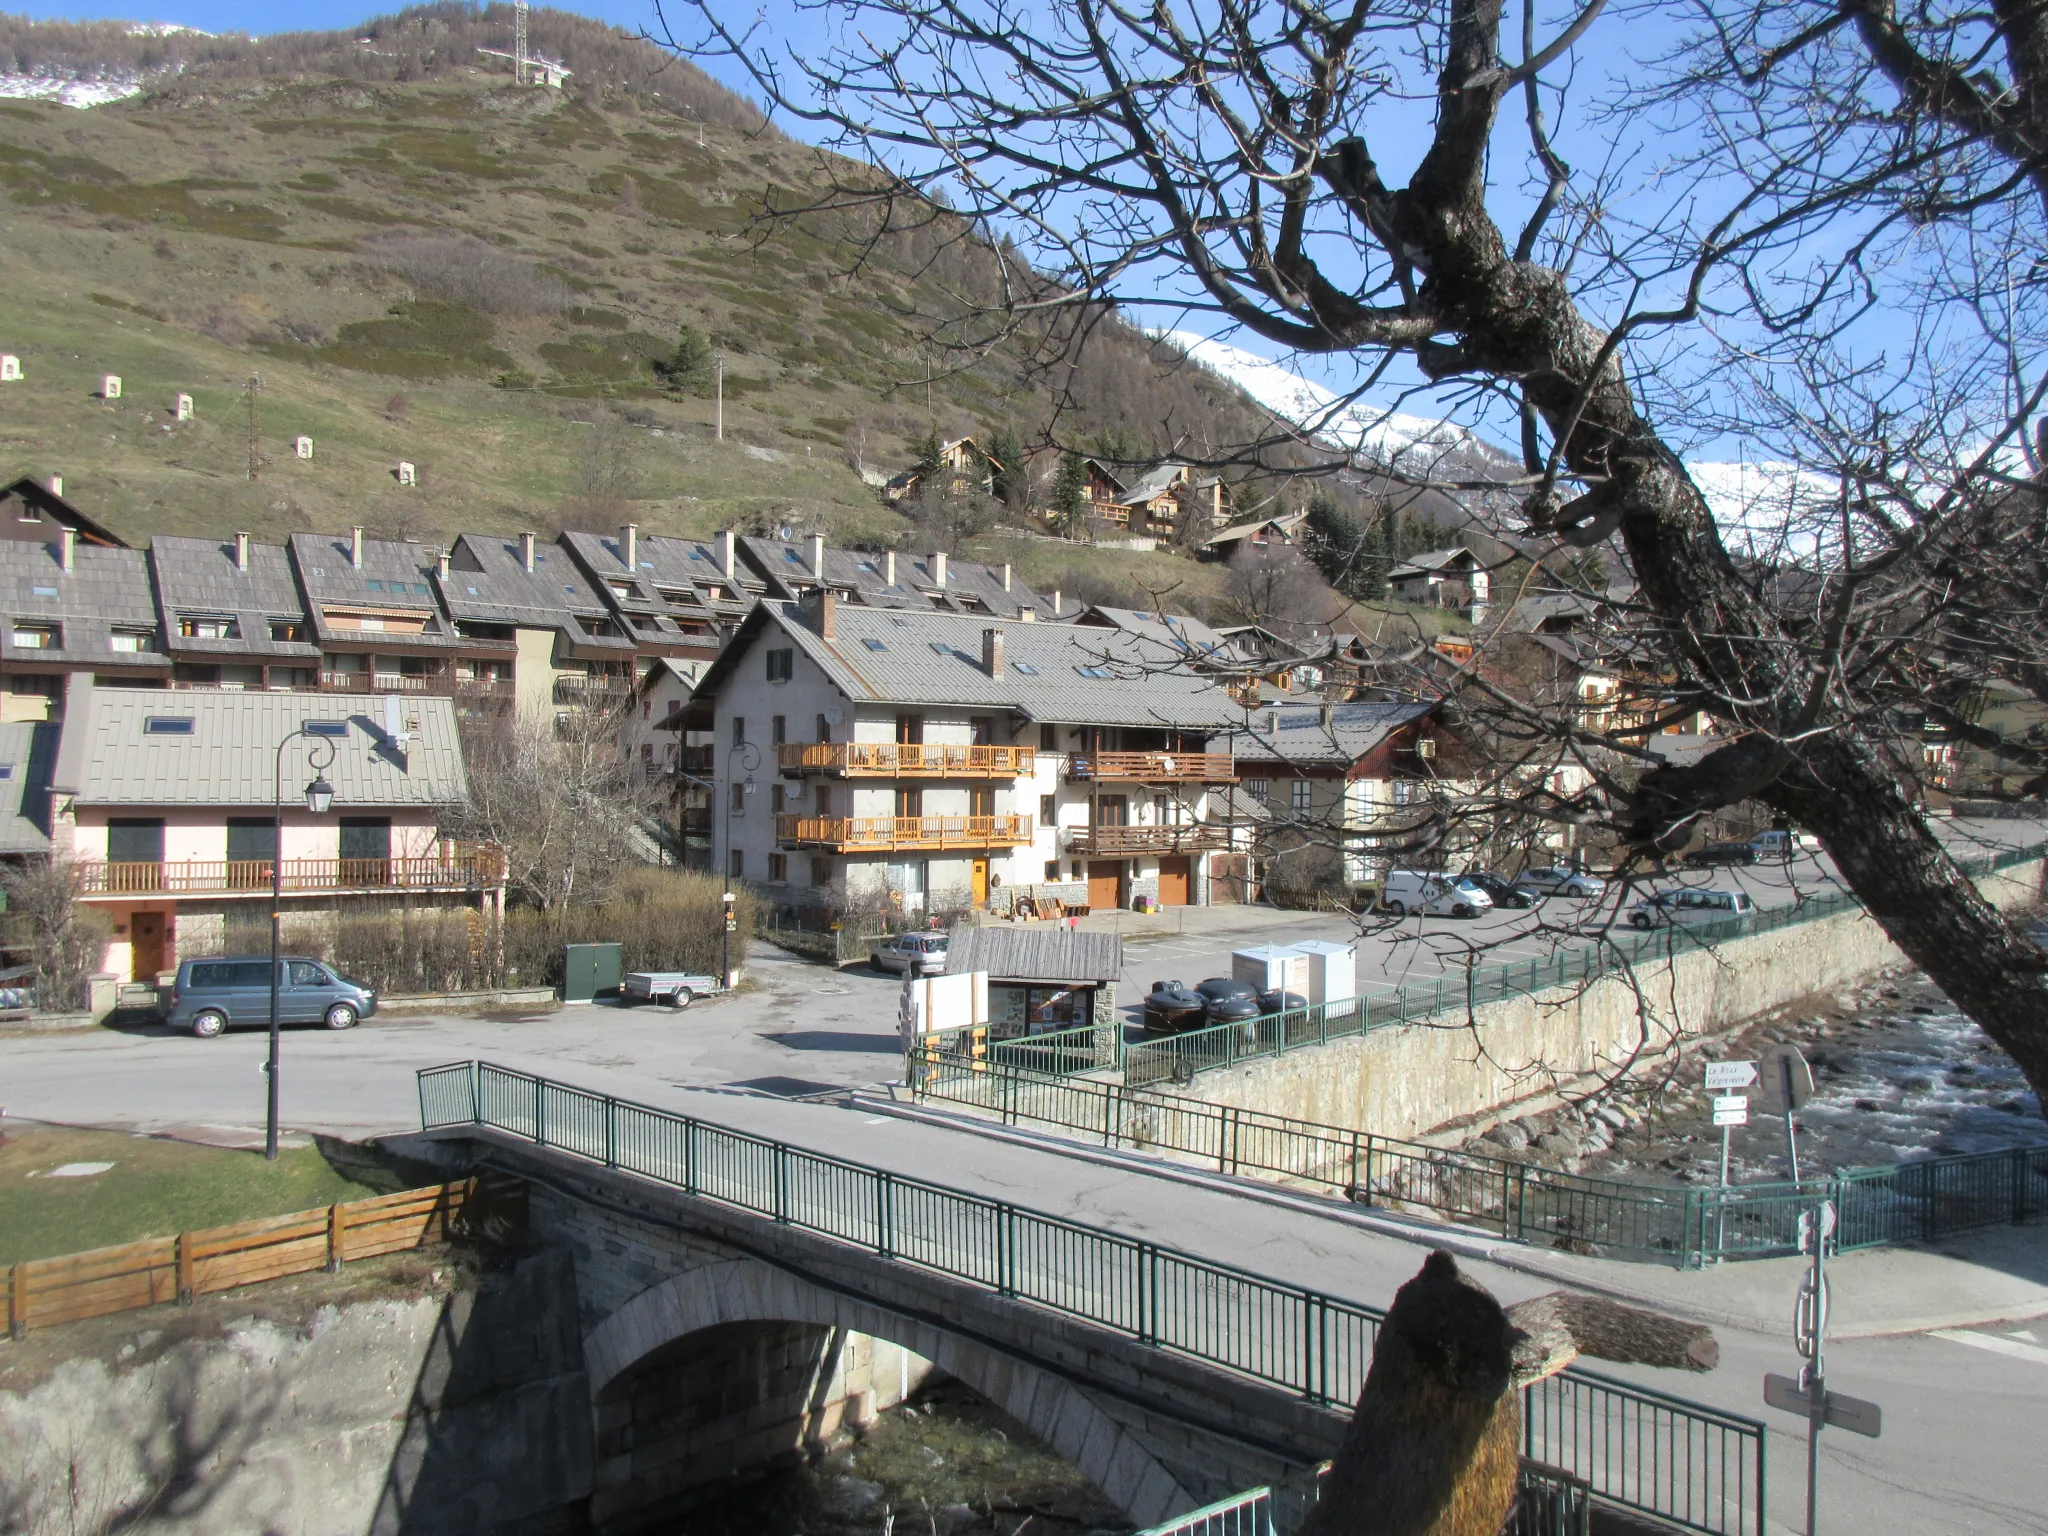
[856,1090,2048,1340]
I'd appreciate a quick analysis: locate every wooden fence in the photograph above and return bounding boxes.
[5,1177,519,1337]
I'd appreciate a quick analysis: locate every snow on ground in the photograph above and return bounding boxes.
[0,73,147,108]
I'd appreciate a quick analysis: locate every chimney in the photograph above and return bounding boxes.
[234,531,250,573]
[808,586,838,642]
[520,531,536,573]
[1320,697,1334,731]
[809,533,826,578]
[983,627,1004,678]
[1000,563,1012,592]
[718,528,736,579]
[437,548,451,579]
[622,523,639,570]
[350,526,364,569]
[1019,607,1036,624]
[59,527,75,575]
[48,475,61,497]
[884,550,896,587]
[1052,589,1063,616]
[932,552,948,587]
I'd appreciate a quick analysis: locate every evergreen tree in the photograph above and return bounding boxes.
[987,423,1027,509]
[1355,517,1390,598]
[657,323,716,397]
[1050,451,1089,537]
[912,426,947,488]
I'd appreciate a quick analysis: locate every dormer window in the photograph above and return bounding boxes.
[11,623,58,649]
[109,628,157,653]
[178,613,239,640]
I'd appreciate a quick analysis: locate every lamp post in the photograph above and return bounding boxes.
[721,739,760,988]
[265,726,340,1162]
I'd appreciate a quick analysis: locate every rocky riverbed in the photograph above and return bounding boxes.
[1461,965,2047,1186]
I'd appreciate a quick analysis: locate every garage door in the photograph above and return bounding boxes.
[1157,856,1190,906]
[1087,860,1122,912]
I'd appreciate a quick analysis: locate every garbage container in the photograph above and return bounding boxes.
[562,942,623,1004]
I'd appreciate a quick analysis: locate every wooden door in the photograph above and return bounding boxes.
[130,911,166,982]
[1157,856,1190,906]
[1094,794,1129,825]
[972,858,989,906]
[1087,860,1122,911]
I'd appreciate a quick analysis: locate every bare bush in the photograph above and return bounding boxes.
[371,233,569,317]
[0,861,110,1012]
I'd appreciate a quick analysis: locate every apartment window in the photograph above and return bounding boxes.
[108,628,156,653]
[772,783,787,812]
[269,620,306,643]
[1040,794,1056,824]
[816,784,833,815]
[1246,778,1269,804]
[177,614,239,640]
[772,714,787,746]
[1291,781,1312,813]
[729,849,744,879]
[1045,860,1061,880]
[811,857,833,887]
[970,717,993,746]
[1040,723,1058,751]
[730,781,747,814]
[731,715,746,747]
[11,623,58,650]
[766,647,794,682]
[767,853,788,883]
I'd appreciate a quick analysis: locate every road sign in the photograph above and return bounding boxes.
[1713,1094,1750,1126]
[1796,1200,1837,1255]
[1765,1373,1883,1437]
[1760,1044,1814,1115]
[1706,1059,1760,1090]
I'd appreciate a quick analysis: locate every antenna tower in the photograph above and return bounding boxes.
[245,373,263,481]
[514,0,528,86]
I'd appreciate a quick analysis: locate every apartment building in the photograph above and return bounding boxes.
[557,525,747,657]
[691,594,1243,917]
[0,524,168,721]
[740,534,1048,621]
[286,529,486,705]
[151,533,322,691]
[47,684,497,981]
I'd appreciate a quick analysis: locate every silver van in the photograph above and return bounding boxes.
[166,956,378,1037]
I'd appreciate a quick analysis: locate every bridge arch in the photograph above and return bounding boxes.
[582,1256,1195,1527]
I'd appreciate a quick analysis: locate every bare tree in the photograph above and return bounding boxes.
[674,0,2048,1110]
[1,860,110,1012]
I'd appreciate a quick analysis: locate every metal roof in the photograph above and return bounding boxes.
[1231,700,1436,768]
[147,535,319,661]
[0,721,56,852]
[0,540,169,671]
[50,682,469,808]
[739,537,1047,621]
[1075,606,1245,663]
[945,925,1123,984]
[699,602,1245,730]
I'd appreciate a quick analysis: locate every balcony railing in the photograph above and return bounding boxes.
[73,849,505,898]
[319,671,448,695]
[553,675,633,707]
[774,814,1034,851]
[1067,750,1236,783]
[1064,823,1230,856]
[779,743,1036,778]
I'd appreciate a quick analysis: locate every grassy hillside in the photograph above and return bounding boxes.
[0,5,1281,550]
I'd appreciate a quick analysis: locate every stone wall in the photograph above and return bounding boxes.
[1171,858,2047,1141]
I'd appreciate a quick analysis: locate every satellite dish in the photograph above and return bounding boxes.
[824,706,844,726]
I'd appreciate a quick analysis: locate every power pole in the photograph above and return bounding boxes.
[245,373,262,481]
[514,0,528,85]
[715,352,724,441]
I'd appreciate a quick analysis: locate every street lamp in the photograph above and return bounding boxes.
[265,724,342,1161]
[721,739,760,988]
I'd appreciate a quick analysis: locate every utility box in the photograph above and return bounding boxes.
[562,942,623,1003]
[1289,940,1356,1011]
[1232,944,1307,995]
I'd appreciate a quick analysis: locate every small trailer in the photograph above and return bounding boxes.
[621,971,719,1009]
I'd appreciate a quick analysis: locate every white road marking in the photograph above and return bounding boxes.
[1933,1328,2048,1368]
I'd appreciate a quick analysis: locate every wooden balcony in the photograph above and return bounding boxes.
[778,743,1035,778]
[73,849,506,899]
[1067,750,1235,783]
[774,814,1034,851]
[1064,824,1230,856]
[553,675,633,707]
[319,670,449,695]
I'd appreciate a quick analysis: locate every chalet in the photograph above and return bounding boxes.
[0,476,128,551]
[884,437,997,502]
[0,529,167,722]
[1197,509,1308,561]
[1388,547,1491,619]
[1078,461,1236,537]
[557,525,737,662]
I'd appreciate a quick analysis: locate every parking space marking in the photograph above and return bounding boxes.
[1932,1329,2048,1368]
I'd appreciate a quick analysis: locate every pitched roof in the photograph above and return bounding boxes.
[1231,700,1437,768]
[441,533,633,657]
[0,476,129,548]
[738,537,1046,620]
[147,535,319,662]
[288,532,466,653]
[1201,509,1308,549]
[697,602,1245,730]
[944,925,1123,984]
[1075,605,1245,663]
[51,683,469,808]
[1389,547,1479,578]
[0,540,168,672]
[556,529,744,643]
[0,721,57,853]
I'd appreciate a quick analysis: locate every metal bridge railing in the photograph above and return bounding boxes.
[418,1060,1767,1536]
[1134,1486,1273,1536]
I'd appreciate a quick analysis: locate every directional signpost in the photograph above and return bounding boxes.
[1764,1198,1883,1535]
[1704,1060,1758,1256]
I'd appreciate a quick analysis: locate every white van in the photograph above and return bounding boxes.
[1627,888,1755,928]
[1380,870,1493,918]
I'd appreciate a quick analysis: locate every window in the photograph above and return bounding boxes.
[731,715,746,747]
[30,585,57,598]
[1291,781,1312,813]
[143,716,195,735]
[269,620,305,642]
[730,781,747,814]
[970,717,993,746]
[177,614,239,640]
[1075,664,1112,679]
[771,714,786,746]
[366,579,384,592]
[811,856,833,886]
[862,637,888,652]
[289,961,333,988]
[772,783,787,812]
[1040,794,1056,824]
[929,641,953,656]
[0,766,12,781]
[816,713,832,743]
[109,629,156,653]
[1013,661,1038,675]
[1246,778,1269,804]
[641,743,654,760]
[107,818,165,864]
[1040,723,1058,751]
[767,853,788,882]
[11,623,58,649]
[1045,860,1061,880]
[729,849,744,878]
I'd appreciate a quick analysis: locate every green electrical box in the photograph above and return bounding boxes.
[562,942,623,1004]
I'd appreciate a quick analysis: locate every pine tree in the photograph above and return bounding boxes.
[987,423,1027,509]
[658,323,715,397]
[912,426,947,489]
[1050,451,1089,537]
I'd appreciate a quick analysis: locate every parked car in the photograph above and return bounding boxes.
[1683,840,1761,867]
[870,932,949,975]
[1513,866,1607,899]
[1142,980,1207,1034]
[1456,872,1535,909]
[167,956,377,1038]
[621,971,718,1009]
[1627,888,1756,928]
[1750,829,1819,861]
[1195,976,1260,1024]
[1380,870,1493,918]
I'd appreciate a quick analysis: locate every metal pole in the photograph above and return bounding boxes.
[715,353,724,440]
[1717,1122,1731,1259]
[265,736,287,1160]
[1807,1209,1827,1536]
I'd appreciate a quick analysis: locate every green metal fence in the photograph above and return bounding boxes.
[1143,1464,1591,1536]
[1134,1486,1273,1536]
[907,1050,2048,1264]
[1110,840,2048,1088]
[417,1060,1767,1536]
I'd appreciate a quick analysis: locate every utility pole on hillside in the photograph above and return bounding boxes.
[514,0,528,85]
[715,352,724,441]
[245,373,262,481]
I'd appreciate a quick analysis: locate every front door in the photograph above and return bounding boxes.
[1087,860,1122,912]
[130,911,166,982]
[971,858,989,907]
[1157,855,1190,906]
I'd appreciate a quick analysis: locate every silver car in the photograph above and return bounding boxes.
[1627,888,1755,928]
[870,933,949,975]
[166,955,378,1037]
[1514,865,1607,899]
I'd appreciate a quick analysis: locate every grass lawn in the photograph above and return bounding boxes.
[0,1124,385,1267]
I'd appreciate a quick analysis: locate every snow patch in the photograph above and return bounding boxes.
[0,73,147,108]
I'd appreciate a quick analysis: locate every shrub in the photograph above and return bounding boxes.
[1,861,113,1011]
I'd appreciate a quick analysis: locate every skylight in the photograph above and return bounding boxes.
[303,720,349,738]
[1075,665,1112,679]
[143,717,195,735]
[863,638,888,652]
[1013,662,1038,675]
